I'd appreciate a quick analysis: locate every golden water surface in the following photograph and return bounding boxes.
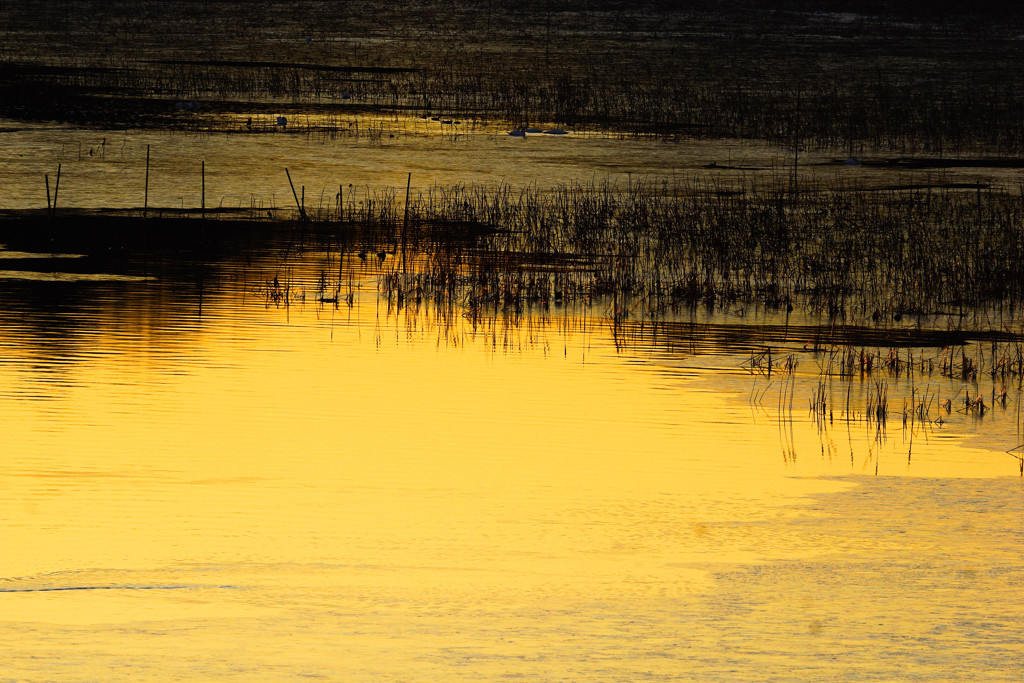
[0,238,1020,682]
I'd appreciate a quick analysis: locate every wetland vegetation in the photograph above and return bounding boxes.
[4,1,1024,468]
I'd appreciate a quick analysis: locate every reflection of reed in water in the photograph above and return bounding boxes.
[237,171,1024,474]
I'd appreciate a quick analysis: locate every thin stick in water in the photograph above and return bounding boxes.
[285,168,306,220]
[52,164,61,217]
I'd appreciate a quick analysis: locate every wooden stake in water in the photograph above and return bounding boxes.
[144,144,150,219]
[45,174,52,219]
[402,172,411,276]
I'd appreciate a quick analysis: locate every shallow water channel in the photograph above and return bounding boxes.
[0,124,1022,680]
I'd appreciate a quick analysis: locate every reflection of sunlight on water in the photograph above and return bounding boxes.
[0,235,1021,680]
[8,117,1024,221]
[0,248,85,259]
[0,270,155,281]
[0,117,831,213]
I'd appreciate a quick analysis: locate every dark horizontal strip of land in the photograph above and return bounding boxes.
[142,59,418,74]
[825,158,1024,169]
[622,320,1020,353]
[859,183,991,192]
[0,212,291,253]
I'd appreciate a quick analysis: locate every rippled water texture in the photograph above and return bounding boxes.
[0,222,1021,681]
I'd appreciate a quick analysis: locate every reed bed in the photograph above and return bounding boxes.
[303,175,1024,332]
